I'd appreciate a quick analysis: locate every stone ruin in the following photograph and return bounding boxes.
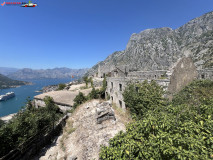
[92,56,213,109]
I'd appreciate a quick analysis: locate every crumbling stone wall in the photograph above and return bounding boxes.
[197,69,213,80]
[168,57,198,98]
[128,70,167,79]
[34,98,72,113]
[105,57,212,109]
[106,77,170,109]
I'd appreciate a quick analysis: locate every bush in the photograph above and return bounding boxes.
[123,80,165,118]
[83,76,89,88]
[0,97,63,157]
[0,120,4,128]
[99,80,213,160]
[88,88,99,99]
[99,76,107,99]
[58,83,66,90]
[73,92,87,108]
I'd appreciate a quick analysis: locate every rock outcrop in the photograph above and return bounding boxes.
[88,11,213,76]
[34,100,126,160]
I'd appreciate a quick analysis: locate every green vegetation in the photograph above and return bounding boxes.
[0,119,5,128]
[99,76,107,99]
[88,87,99,99]
[0,74,29,89]
[58,83,66,90]
[83,76,89,88]
[72,76,108,109]
[89,77,94,88]
[73,92,88,109]
[0,96,63,157]
[100,80,213,160]
[123,80,165,119]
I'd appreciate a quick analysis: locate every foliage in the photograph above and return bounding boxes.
[99,76,107,99]
[58,83,66,90]
[172,80,213,107]
[99,80,213,160]
[88,87,99,99]
[73,92,87,108]
[0,97,62,157]
[83,76,89,88]
[123,80,165,118]
[0,119,5,128]
[89,77,94,88]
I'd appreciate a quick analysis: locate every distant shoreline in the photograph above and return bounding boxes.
[0,82,33,90]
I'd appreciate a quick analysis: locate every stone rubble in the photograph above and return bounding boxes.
[34,99,126,160]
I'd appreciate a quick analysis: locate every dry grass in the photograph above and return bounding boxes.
[112,103,132,125]
[60,119,75,152]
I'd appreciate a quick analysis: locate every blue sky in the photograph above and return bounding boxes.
[0,0,213,69]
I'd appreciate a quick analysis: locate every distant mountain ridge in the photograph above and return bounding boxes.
[0,67,19,76]
[0,74,30,89]
[8,67,89,80]
[88,11,213,75]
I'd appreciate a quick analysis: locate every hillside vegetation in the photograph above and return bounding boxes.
[0,97,63,157]
[100,80,213,159]
[0,74,29,89]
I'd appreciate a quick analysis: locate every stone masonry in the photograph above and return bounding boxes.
[101,57,213,109]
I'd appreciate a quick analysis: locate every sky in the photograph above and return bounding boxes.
[0,0,213,69]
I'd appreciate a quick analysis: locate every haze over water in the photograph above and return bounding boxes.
[0,78,73,117]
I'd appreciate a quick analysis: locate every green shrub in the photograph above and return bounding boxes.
[58,83,66,90]
[73,92,87,108]
[99,80,213,160]
[88,88,99,99]
[99,76,107,99]
[83,76,89,88]
[0,120,4,128]
[123,80,165,118]
[0,97,63,157]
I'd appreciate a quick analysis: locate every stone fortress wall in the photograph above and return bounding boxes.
[92,57,213,109]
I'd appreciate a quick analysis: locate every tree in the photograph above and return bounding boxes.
[44,96,60,128]
[89,77,94,88]
[88,88,99,99]
[73,92,87,108]
[0,119,4,128]
[99,76,107,99]
[83,76,89,88]
[99,80,213,160]
[123,80,165,118]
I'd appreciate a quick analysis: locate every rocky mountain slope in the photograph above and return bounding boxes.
[0,74,30,89]
[88,11,213,75]
[8,68,89,80]
[33,100,129,160]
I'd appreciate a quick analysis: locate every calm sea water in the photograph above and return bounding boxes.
[0,78,74,117]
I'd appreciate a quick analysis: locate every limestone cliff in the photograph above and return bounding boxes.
[88,11,213,75]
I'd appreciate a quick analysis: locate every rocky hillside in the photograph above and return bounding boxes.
[33,100,129,160]
[88,11,213,75]
[8,68,89,80]
[0,74,30,89]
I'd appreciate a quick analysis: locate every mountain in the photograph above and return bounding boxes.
[88,11,213,75]
[8,68,89,80]
[0,74,30,89]
[0,67,19,76]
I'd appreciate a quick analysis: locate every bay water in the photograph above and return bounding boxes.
[0,78,73,117]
